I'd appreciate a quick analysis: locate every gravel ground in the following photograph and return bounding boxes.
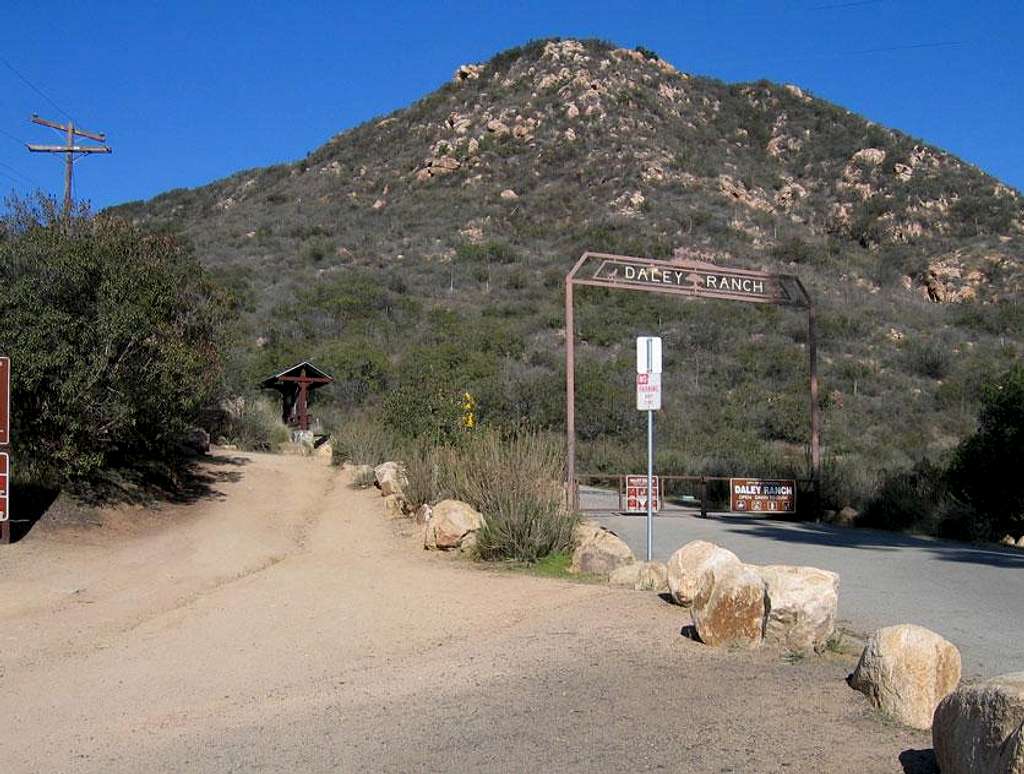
[0,452,932,773]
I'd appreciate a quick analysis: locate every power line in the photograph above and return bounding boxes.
[0,127,29,147]
[810,0,884,10]
[0,57,74,121]
[0,160,43,188]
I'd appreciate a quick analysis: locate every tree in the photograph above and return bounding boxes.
[0,195,227,485]
[946,363,1024,538]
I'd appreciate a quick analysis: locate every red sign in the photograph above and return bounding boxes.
[0,357,9,446]
[0,453,9,522]
[625,475,660,513]
[730,478,796,514]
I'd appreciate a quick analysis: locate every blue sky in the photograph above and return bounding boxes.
[1,1,1021,210]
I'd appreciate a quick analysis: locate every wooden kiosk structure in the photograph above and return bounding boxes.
[260,361,334,432]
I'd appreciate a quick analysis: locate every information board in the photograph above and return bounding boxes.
[625,475,660,513]
[730,478,796,514]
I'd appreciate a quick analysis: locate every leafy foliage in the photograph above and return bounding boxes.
[0,195,226,485]
[945,364,1024,538]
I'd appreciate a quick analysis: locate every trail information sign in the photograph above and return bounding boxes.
[730,478,796,514]
[625,475,660,513]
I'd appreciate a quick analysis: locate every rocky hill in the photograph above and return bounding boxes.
[110,38,1024,506]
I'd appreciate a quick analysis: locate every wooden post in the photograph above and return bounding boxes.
[565,278,576,511]
[64,121,74,216]
[700,476,708,519]
[808,302,821,485]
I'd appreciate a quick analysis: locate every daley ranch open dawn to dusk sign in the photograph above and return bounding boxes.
[730,478,796,514]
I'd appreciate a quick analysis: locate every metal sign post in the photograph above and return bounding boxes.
[0,357,9,545]
[636,336,662,562]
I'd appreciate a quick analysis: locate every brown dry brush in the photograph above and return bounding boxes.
[433,429,578,562]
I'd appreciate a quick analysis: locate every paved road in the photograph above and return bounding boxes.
[590,502,1024,677]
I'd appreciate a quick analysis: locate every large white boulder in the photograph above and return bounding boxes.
[848,624,961,730]
[609,561,669,592]
[933,672,1024,774]
[570,524,635,575]
[423,499,484,551]
[374,461,408,497]
[690,563,767,648]
[757,565,840,653]
[666,540,741,606]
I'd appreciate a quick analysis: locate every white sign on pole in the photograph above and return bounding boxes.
[636,336,662,374]
[636,372,662,411]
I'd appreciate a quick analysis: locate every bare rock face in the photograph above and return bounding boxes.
[757,565,839,653]
[374,462,408,497]
[570,524,635,575]
[690,563,767,648]
[933,672,1024,774]
[609,561,668,592]
[423,499,484,551]
[849,624,962,730]
[667,540,741,606]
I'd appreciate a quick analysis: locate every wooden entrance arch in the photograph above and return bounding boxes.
[564,252,818,510]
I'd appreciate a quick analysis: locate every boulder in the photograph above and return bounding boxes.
[667,540,741,606]
[183,427,210,455]
[835,506,859,527]
[570,525,635,575]
[374,462,409,497]
[1000,534,1017,547]
[414,503,433,525]
[848,624,961,730]
[1018,536,1024,548]
[757,565,839,653]
[933,672,1024,774]
[423,499,484,551]
[383,494,408,519]
[609,561,669,592]
[690,563,767,648]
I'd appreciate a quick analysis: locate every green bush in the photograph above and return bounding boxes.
[860,459,947,532]
[0,196,226,485]
[435,429,577,562]
[945,364,1024,539]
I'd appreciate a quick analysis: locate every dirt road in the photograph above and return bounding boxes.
[0,452,931,772]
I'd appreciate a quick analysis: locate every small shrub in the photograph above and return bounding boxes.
[219,397,291,451]
[860,459,947,532]
[332,415,401,466]
[902,340,951,380]
[400,441,438,508]
[435,429,577,562]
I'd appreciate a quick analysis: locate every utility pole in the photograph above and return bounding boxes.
[26,114,110,215]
